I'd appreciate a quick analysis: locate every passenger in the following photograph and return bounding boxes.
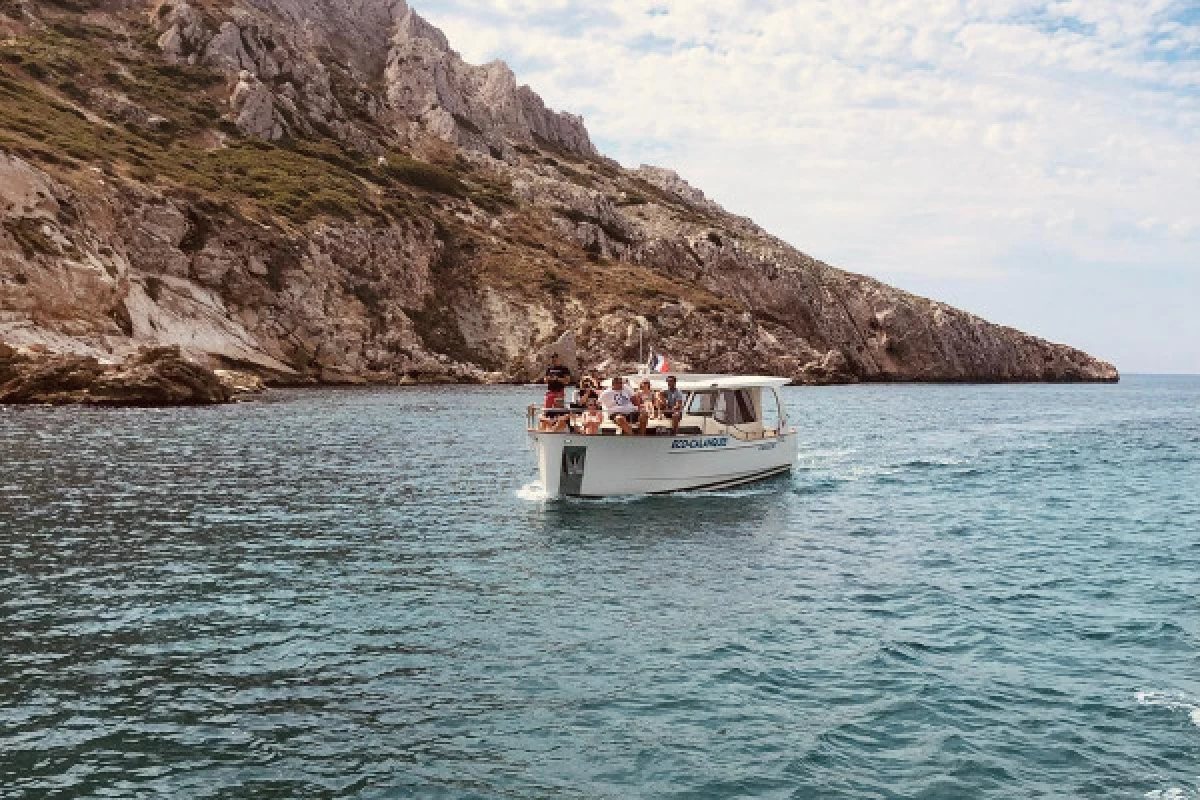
[577,371,600,406]
[663,374,686,435]
[536,352,572,432]
[539,392,570,432]
[581,396,604,435]
[543,352,572,409]
[634,378,656,434]
[599,375,640,435]
[653,389,668,418]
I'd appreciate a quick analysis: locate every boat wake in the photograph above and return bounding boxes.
[1136,691,1199,800]
[515,481,549,502]
[1145,788,1198,800]
[1136,690,1200,728]
[515,480,645,505]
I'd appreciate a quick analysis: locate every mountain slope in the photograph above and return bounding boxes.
[0,0,1118,384]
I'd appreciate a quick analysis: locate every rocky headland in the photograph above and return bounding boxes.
[0,0,1117,404]
[0,342,237,405]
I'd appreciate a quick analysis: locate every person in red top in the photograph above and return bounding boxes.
[543,353,572,408]
[537,353,573,431]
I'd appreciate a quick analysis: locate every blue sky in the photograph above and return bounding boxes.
[414,0,1200,373]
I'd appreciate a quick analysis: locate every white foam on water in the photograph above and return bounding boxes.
[1136,690,1200,728]
[799,447,857,460]
[514,481,548,502]
[1145,788,1197,800]
[1137,689,1200,800]
[825,464,899,482]
[566,492,648,506]
[920,456,967,466]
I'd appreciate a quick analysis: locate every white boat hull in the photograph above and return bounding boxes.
[528,430,798,497]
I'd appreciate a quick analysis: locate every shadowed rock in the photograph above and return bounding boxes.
[0,346,233,406]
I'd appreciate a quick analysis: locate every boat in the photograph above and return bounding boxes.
[526,374,797,498]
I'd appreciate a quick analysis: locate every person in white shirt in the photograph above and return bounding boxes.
[599,375,643,435]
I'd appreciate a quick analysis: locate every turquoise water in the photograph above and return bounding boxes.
[1,377,1198,798]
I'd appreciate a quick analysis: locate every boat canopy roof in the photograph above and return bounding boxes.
[612,374,791,391]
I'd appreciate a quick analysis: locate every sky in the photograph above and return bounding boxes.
[413,0,1200,373]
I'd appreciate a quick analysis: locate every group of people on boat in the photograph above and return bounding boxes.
[540,353,685,436]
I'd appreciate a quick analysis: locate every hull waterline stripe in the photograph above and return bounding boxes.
[652,465,793,493]
[568,464,792,499]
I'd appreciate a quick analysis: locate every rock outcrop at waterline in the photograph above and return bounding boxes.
[0,0,1118,395]
[0,344,233,405]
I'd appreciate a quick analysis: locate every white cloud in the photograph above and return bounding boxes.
[415,0,1200,372]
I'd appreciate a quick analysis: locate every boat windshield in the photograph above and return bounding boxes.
[687,389,757,424]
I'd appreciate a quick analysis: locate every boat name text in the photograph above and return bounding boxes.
[671,437,729,450]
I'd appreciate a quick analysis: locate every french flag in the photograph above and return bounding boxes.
[647,352,670,374]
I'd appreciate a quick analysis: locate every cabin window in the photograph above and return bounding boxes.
[687,389,758,423]
[687,391,717,415]
[714,389,757,425]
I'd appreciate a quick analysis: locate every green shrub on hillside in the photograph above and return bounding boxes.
[382,155,465,197]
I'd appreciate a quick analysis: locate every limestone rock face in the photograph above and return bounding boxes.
[0,151,479,384]
[516,86,596,159]
[242,0,407,76]
[383,5,596,157]
[156,0,209,63]
[634,166,725,215]
[0,0,1118,389]
[152,0,595,156]
[230,71,285,140]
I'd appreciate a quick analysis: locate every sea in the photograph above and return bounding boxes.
[1,376,1197,798]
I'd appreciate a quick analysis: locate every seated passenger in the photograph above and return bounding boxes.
[663,374,685,435]
[653,389,668,418]
[581,397,604,435]
[599,376,641,435]
[577,378,599,407]
[634,379,657,433]
[539,391,569,432]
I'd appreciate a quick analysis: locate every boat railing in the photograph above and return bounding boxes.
[527,405,789,439]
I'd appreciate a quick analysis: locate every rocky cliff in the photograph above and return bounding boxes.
[0,0,1118,387]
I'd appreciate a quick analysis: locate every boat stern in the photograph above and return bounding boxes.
[528,432,565,497]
